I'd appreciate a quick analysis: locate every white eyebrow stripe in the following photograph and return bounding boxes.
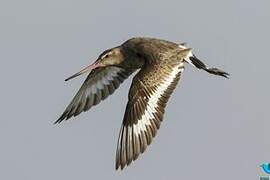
[101,51,113,59]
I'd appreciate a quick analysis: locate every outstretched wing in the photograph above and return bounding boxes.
[56,66,134,124]
[115,49,190,170]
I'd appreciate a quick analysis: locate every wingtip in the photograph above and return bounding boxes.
[115,162,128,171]
[54,113,67,124]
[115,164,121,171]
[222,72,230,79]
[120,164,126,170]
[53,119,60,124]
[54,118,62,124]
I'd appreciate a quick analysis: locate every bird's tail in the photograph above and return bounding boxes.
[186,54,229,78]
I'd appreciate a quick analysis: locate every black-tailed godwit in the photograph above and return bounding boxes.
[56,37,229,170]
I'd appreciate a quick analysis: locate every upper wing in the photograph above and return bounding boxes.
[115,49,189,169]
[56,66,134,124]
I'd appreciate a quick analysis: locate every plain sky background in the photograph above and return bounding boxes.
[0,0,269,179]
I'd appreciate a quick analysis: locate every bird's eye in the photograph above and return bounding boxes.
[104,54,109,58]
[136,53,142,58]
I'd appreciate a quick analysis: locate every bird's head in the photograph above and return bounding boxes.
[65,47,124,81]
[97,47,125,67]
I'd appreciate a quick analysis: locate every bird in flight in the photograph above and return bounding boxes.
[56,37,229,170]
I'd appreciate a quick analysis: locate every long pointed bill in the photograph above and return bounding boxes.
[65,62,100,81]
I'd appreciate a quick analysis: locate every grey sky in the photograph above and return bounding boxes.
[0,0,269,179]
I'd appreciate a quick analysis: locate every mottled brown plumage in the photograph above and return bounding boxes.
[56,37,229,170]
